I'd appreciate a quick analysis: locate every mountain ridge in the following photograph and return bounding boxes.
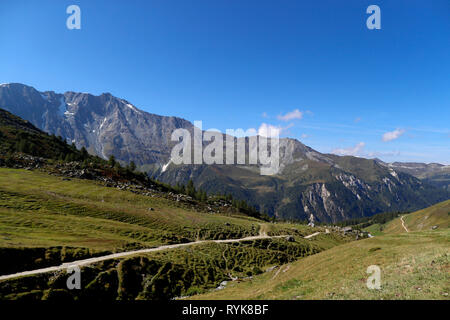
[0,83,448,222]
[0,83,193,167]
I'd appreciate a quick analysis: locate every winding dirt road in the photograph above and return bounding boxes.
[304,232,321,239]
[0,224,330,282]
[400,215,409,232]
[0,233,289,281]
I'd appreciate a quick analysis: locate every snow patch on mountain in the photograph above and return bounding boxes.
[58,97,67,117]
[99,117,108,130]
[65,102,76,117]
[125,103,142,114]
[161,159,172,173]
[389,169,398,179]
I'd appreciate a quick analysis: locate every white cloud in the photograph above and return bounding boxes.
[382,129,405,142]
[300,133,309,139]
[257,123,282,137]
[261,112,268,118]
[277,109,303,121]
[247,123,293,138]
[332,142,366,156]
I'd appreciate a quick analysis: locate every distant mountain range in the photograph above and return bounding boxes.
[381,161,450,192]
[0,83,448,222]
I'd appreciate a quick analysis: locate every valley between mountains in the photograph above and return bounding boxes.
[0,83,448,222]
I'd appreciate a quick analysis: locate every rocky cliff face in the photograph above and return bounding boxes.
[0,83,191,168]
[1,83,448,222]
[158,156,447,222]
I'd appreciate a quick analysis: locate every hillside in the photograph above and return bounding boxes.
[0,107,85,161]
[192,229,449,300]
[382,200,450,234]
[0,168,354,300]
[1,84,448,222]
[192,201,450,300]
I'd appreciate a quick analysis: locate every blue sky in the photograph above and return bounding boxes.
[1,0,449,164]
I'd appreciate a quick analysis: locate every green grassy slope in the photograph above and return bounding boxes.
[193,201,450,300]
[0,168,263,253]
[383,200,450,234]
[192,228,449,300]
[0,168,353,300]
[0,233,350,300]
